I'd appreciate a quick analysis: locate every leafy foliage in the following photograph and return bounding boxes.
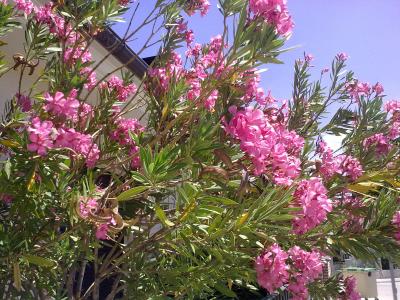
[0,1,399,300]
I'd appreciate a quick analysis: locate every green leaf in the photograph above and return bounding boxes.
[155,204,174,227]
[23,254,55,267]
[214,283,237,298]
[45,46,62,52]
[117,186,149,202]
[131,171,149,183]
[201,195,238,206]
[4,159,10,179]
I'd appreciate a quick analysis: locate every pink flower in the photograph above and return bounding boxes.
[186,43,202,58]
[241,69,273,105]
[27,117,56,156]
[317,141,363,181]
[79,197,98,218]
[225,106,303,186]
[204,90,218,111]
[337,52,349,62]
[80,67,97,90]
[34,2,54,24]
[288,247,323,281]
[185,29,195,46]
[337,155,363,181]
[389,121,400,140]
[287,247,323,299]
[256,244,323,298]
[197,35,225,68]
[95,223,109,240]
[187,78,201,101]
[385,100,400,114]
[110,117,144,146]
[255,243,289,293]
[147,67,169,95]
[1,194,13,204]
[346,80,371,101]
[321,67,329,74]
[292,177,332,234]
[14,0,34,15]
[304,53,314,63]
[316,141,340,179]
[63,46,92,64]
[249,0,294,36]
[129,145,141,168]
[16,93,32,112]
[186,0,210,16]
[100,75,137,102]
[118,0,130,6]
[372,82,384,95]
[44,90,80,119]
[339,276,361,300]
[55,128,100,168]
[363,133,390,156]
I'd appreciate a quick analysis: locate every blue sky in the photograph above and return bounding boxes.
[114,0,400,100]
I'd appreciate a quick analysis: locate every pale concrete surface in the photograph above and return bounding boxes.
[376,278,400,299]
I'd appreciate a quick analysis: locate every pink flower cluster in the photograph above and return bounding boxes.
[147,52,184,96]
[249,0,294,36]
[287,247,323,299]
[118,0,130,6]
[256,243,323,299]
[27,1,98,91]
[27,117,57,156]
[14,0,34,15]
[78,196,114,240]
[339,276,361,300]
[346,81,371,101]
[336,52,349,62]
[110,117,143,146]
[99,75,137,102]
[44,90,79,119]
[148,36,227,110]
[79,197,98,218]
[185,0,210,16]
[29,2,97,88]
[317,141,363,181]
[241,70,276,105]
[363,133,391,156]
[176,20,195,47]
[392,211,400,241]
[336,192,365,233]
[16,93,32,112]
[27,116,100,167]
[255,243,289,292]
[80,67,97,90]
[292,177,332,234]
[55,128,100,168]
[63,46,92,65]
[385,100,400,114]
[338,155,363,181]
[34,2,79,43]
[224,106,303,186]
[110,117,144,167]
[204,90,219,111]
[385,100,400,140]
[346,81,383,102]
[0,193,13,204]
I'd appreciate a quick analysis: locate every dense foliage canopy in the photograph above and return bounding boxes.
[0,1,400,299]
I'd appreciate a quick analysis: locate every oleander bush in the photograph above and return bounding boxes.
[0,1,400,299]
